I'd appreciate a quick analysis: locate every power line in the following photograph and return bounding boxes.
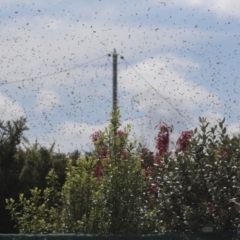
[123,58,195,127]
[0,51,195,126]
[0,54,107,86]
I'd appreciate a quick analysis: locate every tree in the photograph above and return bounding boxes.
[6,107,158,234]
[8,112,240,234]
[86,108,157,234]
[0,117,68,233]
[6,169,61,233]
[18,142,68,194]
[0,117,28,233]
[155,118,240,232]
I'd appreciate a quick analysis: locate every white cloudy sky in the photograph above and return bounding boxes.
[0,0,240,153]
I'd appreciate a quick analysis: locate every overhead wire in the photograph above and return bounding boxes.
[123,58,195,127]
[0,54,107,86]
[1,51,195,127]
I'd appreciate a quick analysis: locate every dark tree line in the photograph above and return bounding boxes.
[0,118,68,233]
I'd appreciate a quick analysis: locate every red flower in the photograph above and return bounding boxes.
[222,151,228,157]
[155,124,172,156]
[117,130,124,136]
[176,131,192,153]
[91,131,108,158]
[91,131,101,142]
[121,149,128,160]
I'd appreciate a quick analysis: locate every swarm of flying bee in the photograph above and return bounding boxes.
[0,0,239,153]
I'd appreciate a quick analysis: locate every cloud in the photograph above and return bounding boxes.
[0,94,25,120]
[0,11,219,83]
[35,89,61,111]
[115,54,224,151]
[228,122,240,136]
[28,121,108,153]
[0,0,238,154]
[172,0,240,18]
[119,54,221,117]
[200,110,224,122]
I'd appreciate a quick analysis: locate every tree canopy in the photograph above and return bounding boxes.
[0,118,68,233]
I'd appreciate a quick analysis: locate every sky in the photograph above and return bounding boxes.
[0,0,240,153]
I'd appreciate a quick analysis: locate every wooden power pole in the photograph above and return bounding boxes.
[112,49,118,111]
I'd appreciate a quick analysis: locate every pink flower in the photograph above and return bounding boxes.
[121,149,128,160]
[222,151,228,157]
[117,130,124,136]
[91,131,108,158]
[177,131,192,153]
[91,131,101,142]
[155,124,172,156]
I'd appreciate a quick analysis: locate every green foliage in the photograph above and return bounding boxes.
[18,142,68,194]
[59,157,99,233]
[0,117,68,233]
[83,107,158,233]
[88,109,156,233]
[6,107,156,234]
[6,169,61,233]
[6,112,240,234]
[155,118,240,232]
[0,118,28,233]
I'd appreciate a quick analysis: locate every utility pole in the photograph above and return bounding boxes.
[112,48,118,111]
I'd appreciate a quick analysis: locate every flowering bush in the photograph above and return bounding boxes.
[91,131,108,159]
[154,118,240,232]
[6,110,240,234]
[155,124,172,156]
[117,130,124,136]
[91,131,101,142]
[95,161,103,178]
[6,107,158,234]
[176,131,192,153]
